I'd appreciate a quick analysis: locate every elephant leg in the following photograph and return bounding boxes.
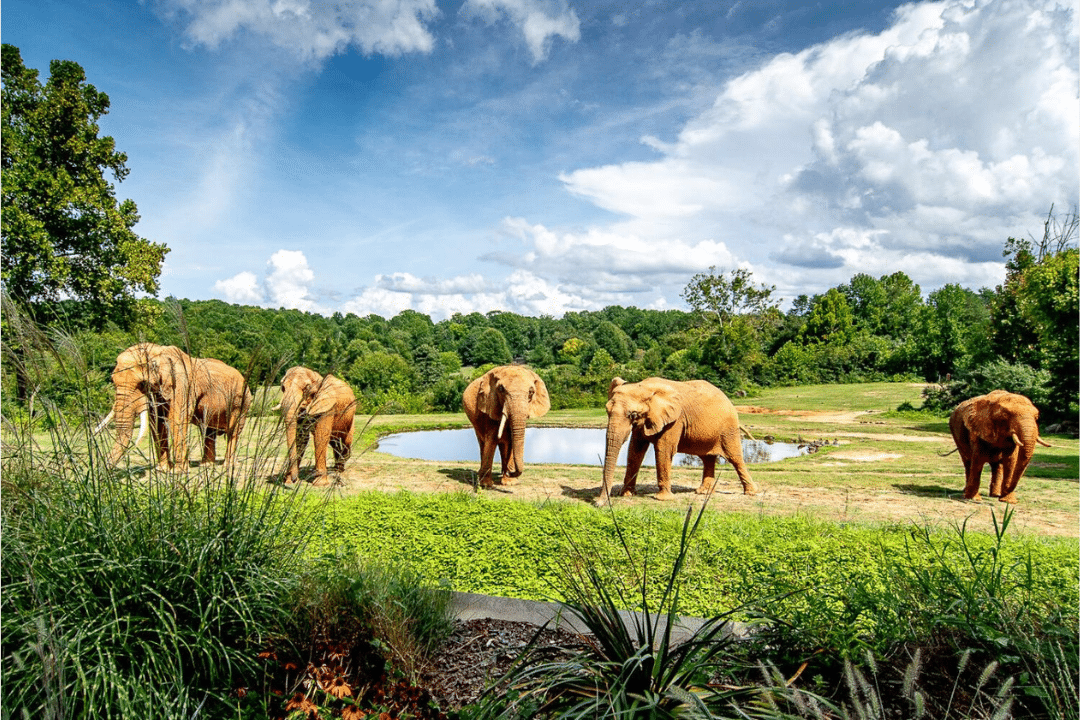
[310,415,333,485]
[202,429,218,464]
[727,455,758,496]
[622,436,650,496]
[696,456,718,495]
[653,436,678,501]
[224,415,245,465]
[998,453,1022,504]
[330,430,352,472]
[477,432,498,488]
[152,414,170,470]
[497,436,514,485]
[988,461,1003,497]
[291,429,310,482]
[963,457,985,501]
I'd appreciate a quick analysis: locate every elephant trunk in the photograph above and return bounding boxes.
[505,400,528,476]
[601,420,632,499]
[107,390,147,466]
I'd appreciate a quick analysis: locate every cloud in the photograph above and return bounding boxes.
[212,249,323,312]
[163,0,439,60]
[462,0,581,62]
[546,0,1078,299]
[266,249,318,310]
[214,271,263,304]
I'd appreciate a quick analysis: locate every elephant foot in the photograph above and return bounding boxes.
[479,478,495,489]
[742,484,759,496]
[654,489,677,501]
[311,475,333,487]
[998,493,1018,504]
[619,487,636,497]
[695,482,715,495]
[963,493,982,502]
[499,476,515,486]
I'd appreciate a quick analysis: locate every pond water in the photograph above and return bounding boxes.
[375,428,808,467]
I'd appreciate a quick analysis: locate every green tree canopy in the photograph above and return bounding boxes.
[681,266,777,327]
[800,289,855,345]
[1,45,168,328]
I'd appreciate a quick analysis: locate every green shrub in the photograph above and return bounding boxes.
[1,417,318,719]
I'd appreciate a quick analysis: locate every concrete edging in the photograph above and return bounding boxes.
[450,591,749,644]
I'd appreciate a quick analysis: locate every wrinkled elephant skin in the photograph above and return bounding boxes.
[600,376,757,505]
[103,343,252,470]
[278,366,356,486]
[462,365,550,488]
[950,390,1051,504]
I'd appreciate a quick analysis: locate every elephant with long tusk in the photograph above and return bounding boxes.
[462,365,550,489]
[96,343,252,470]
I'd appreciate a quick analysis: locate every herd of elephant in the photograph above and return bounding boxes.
[98,344,1052,504]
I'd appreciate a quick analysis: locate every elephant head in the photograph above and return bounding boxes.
[103,343,195,467]
[277,366,336,422]
[601,377,681,498]
[463,365,550,485]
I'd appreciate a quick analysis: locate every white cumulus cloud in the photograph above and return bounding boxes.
[545,0,1078,301]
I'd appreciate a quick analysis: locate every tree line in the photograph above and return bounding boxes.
[5,221,1077,425]
[2,44,1076,425]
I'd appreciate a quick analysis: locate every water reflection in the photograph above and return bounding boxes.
[376,428,808,466]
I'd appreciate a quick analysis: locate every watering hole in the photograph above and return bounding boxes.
[375,428,809,467]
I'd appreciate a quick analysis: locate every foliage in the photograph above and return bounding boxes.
[1,45,168,330]
[1,415,318,719]
[920,359,1052,414]
[468,505,758,719]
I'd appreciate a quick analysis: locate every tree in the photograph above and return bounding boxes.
[681,267,777,327]
[913,284,992,380]
[1,44,168,328]
[1015,246,1078,419]
[799,289,854,345]
[682,267,779,387]
[840,271,922,340]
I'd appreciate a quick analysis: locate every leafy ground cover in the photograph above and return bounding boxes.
[7,380,1077,718]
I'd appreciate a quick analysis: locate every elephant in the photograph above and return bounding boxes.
[462,365,550,488]
[99,343,252,469]
[949,390,1052,503]
[276,366,356,486]
[600,376,757,504]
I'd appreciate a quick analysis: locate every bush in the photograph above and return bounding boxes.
[1,415,318,719]
[921,360,1051,413]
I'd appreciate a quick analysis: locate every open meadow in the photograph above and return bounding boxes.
[218,381,1079,538]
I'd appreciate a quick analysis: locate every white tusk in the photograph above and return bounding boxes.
[135,410,148,445]
[1011,433,1022,446]
[1037,437,1053,447]
[497,409,509,439]
[93,410,115,435]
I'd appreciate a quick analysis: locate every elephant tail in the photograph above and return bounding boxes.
[739,424,755,441]
[938,446,959,457]
[93,410,115,435]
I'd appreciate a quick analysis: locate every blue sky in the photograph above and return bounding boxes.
[5,0,1078,320]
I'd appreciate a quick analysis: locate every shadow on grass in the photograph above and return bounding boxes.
[893,482,966,500]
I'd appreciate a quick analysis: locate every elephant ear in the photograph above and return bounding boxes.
[529,373,550,418]
[643,387,681,436]
[148,347,178,401]
[477,371,501,419]
[305,378,337,416]
[608,377,626,399]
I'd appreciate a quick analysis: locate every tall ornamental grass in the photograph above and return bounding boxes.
[1,312,321,719]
